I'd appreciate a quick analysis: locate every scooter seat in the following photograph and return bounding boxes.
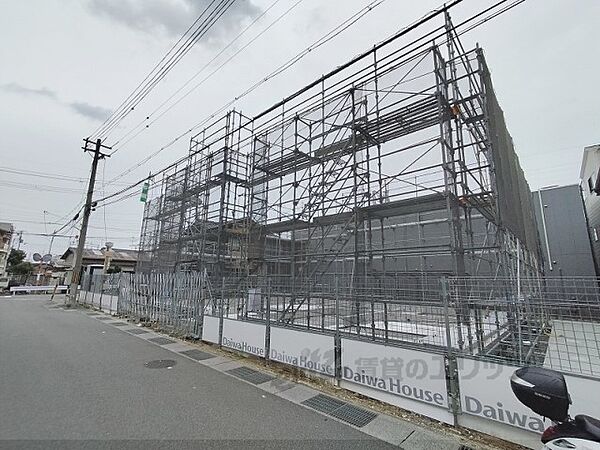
[575,415,600,440]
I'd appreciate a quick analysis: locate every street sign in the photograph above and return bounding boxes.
[140,181,149,203]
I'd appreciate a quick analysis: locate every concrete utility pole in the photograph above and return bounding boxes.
[15,231,23,251]
[67,138,110,306]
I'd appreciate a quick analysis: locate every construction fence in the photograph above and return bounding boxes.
[79,273,600,448]
[82,272,600,379]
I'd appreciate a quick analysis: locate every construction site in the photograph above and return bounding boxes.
[132,9,550,362]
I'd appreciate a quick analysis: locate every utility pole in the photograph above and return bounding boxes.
[15,231,23,250]
[67,138,111,306]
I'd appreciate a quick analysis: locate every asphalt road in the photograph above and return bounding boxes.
[0,296,395,449]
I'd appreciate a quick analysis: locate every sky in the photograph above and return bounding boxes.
[1,0,599,259]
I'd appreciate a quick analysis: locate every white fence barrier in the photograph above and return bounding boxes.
[269,327,335,376]
[457,358,600,448]
[79,289,119,314]
[341,338,453,424]
[191,313,600,448]
[202,315,220,344]
[222,319,266,358]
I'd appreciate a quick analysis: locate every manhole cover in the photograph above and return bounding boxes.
[144,359,177,369]
[112,322,129,327]
[96,317,112,321]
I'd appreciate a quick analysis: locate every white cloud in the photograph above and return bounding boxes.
[1,82,57,99]
[1,82,110,122]
[69,102,112,122]
[86,0,261,46]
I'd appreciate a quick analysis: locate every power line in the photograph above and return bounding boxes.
[32,4,238,260]
[91,0,238,141]
[110,0,302,152]
[0,166,131,185]
[104,0,387,187]
[8,218,138,232]
[0,180,86,194]
[21,231,139,240]
[111,0,285,149]
[89,0,222,139]
[92,0,524,214]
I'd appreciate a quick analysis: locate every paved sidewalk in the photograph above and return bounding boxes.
[1,295,508,449]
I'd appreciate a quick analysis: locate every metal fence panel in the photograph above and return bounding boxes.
[113,272,600,379]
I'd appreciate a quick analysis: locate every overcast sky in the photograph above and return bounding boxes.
[1,0,599,258]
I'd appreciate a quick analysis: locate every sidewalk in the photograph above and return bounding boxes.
[63,299,524,450]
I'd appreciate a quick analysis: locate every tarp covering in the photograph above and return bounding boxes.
[482,62,541,255]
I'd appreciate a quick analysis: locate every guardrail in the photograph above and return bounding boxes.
[10,285,68,295]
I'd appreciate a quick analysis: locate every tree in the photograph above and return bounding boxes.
[106,265,122,274]
[7,249,26,268]
[8,261,34,275]
[6,249,34,276]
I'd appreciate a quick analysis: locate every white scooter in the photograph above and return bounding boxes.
[511,367,600,449]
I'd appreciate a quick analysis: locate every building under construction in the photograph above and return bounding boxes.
[136,11,541,326]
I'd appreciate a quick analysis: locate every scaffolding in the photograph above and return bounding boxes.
[137,12,541,326]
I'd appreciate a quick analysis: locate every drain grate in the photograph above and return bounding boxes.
[112,322,129,327]
[302,394,346,414]
[148,337,176,345]
[302,394,377,428]
[127,328,149,335]
[179,349,215,361]
[144,359,176,369]
[86,312,100,316]
[458,446,475,450]
[329,403,377,427]
[96,317,112,321]
[226,366,275,385]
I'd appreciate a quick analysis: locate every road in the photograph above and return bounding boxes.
[0,296,397,449]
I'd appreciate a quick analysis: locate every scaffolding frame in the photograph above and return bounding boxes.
[137,12,541,325]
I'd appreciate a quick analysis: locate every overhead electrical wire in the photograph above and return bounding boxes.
[95,0,461,205]
[23,0,525,254]
[21,231,139,240]
[0,166,130,185]
[93,0,525,214]
[9,218,137,232]
[0,180,85,194]
[104,0,387,187]
[111,0,286,149]
[90,0,238,141]
[65,0,523,233]
[90,0,224,139]
[110,0,304,152]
